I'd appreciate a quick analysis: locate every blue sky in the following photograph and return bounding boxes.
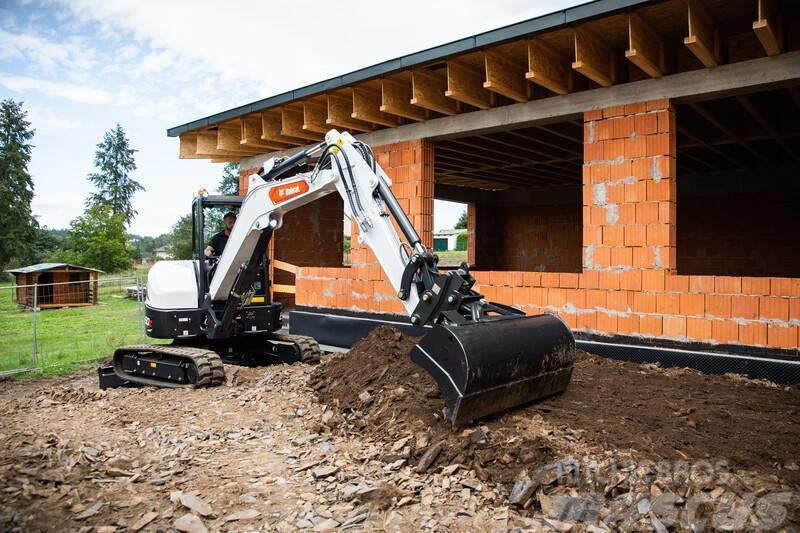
[0,0,585,236]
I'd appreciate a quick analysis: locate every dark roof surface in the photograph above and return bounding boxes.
[166,0,655,137]
[6,263,104,274]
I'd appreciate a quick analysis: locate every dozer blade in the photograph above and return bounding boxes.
[410,313,575,426]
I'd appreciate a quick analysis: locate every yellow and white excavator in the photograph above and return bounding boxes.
[102,130,575,425]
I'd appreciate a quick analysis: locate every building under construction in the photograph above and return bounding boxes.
[167,0,800,370]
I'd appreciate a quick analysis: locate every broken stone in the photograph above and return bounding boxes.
[180,492,214,517]
[223,509,261,522]
[174,513,207,533]
[130,511,158,532]
[509,479,539,506]
[441,463,461,476]
[415,441,444,474]
[312,465,339,479]
[340,512,368,529]
[358,391,371,402]
[75,501,104,520]
[314,518,340,531]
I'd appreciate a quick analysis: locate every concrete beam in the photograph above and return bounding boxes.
[436,183,581,207]
[240,52,800,169]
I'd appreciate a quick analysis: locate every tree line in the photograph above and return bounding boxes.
[0,98,238,276]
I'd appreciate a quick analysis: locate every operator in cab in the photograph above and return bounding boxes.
[204,212,237,257]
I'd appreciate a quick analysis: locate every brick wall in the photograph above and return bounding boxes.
[472,201,582,272]
[287,101,800,352]
[677,181,800,277]
[295,140,434,315]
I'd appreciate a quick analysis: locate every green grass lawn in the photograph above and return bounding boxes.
[436,250,468,267]
[0,278,162,376]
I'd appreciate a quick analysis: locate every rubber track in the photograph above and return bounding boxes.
[269,333,321,363]
[113,344,225,389]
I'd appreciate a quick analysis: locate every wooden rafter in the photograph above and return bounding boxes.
[684,0,720,68]
[262,110,306,146]
[352,87,401,127]
[753,0,783,56]
[217,124,263,154]
[302,100,328,134]
[526,39,571,95]
[179,133,204,159]
[572,28,615,87]
[688,102,769,165]
[196,132,247,158]
[240,115,290,151]
[327,92,373,132]
[483,50,529,102]
[411,69,459,115]
[445,59,492,109]
[281,106,324,141]
[626,13,665,78]
[380,78,427,121]
[735,95,798,162]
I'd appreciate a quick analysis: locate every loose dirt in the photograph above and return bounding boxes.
[311,326,800,485]
[0,326,798,532]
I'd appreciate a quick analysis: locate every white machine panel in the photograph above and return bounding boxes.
[146,260,199,310]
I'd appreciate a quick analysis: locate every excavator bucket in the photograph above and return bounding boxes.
[410,313,575,426]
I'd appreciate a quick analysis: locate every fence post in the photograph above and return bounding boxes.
[32,283,38,368]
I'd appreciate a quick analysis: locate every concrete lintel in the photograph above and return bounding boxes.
[240,51,800,169]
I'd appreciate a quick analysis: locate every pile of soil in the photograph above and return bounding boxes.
[310,326,800,485]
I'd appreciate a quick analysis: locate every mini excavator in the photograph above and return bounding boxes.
[101,130,576,425]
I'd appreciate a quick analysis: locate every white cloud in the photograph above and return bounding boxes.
[0,74,113,104]
[139,49,173,73]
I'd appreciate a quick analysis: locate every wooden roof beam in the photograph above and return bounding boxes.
[526,39,571,95]
[196,132,247,158]
[753,0,783,56]
[217,125,265,155]
[684,0,720,68]
[241,115,291,151]
[179,133,204,159]
[302,101,329,134]
[626,13,665,78]
[327,93,374,132]
[445,59,492,109]
[281,106,324,141]
[572,28,615,87]
[411,69,459,115]
[483,50,529,102]
[262,111,306,146]
[380,78,428,121]
[352,87,401,127]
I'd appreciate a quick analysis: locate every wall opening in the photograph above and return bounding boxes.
[676,86,800,278]
[433,119,583,273]
[433,199,469,267]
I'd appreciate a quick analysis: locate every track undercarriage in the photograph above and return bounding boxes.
[99,333,320,389]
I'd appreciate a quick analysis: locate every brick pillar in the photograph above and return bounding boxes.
[296,139,434,315]
[583,100,676,281]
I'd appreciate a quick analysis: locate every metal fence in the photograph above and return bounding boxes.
[0,276,147,376]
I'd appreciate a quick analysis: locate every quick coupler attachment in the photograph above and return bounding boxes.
[410,313,575,426]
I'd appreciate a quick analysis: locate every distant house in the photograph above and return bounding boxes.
[154,245,173,260]
[6,263,103,308]
[433,229,466,252]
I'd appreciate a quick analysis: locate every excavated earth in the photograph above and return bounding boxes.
[0,325,797,532]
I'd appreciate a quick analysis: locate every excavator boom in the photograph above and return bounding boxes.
[246,130,575,425]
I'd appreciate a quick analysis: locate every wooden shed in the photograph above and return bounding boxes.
[6,263,102,308]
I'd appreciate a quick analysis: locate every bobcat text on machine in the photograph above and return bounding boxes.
[104,130,576,425]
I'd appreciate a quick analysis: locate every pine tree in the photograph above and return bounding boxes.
[0,99,37,270]
[455,209,468,229]
[86,123,143,226]
[218,162,240,195]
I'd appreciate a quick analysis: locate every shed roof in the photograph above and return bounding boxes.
[6,263,104,274]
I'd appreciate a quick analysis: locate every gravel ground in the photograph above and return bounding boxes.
[0,327,798,532]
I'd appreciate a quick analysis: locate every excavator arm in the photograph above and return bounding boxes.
[207,130,575,425]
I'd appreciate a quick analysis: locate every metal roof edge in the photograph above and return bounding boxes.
[166,0,657,137]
